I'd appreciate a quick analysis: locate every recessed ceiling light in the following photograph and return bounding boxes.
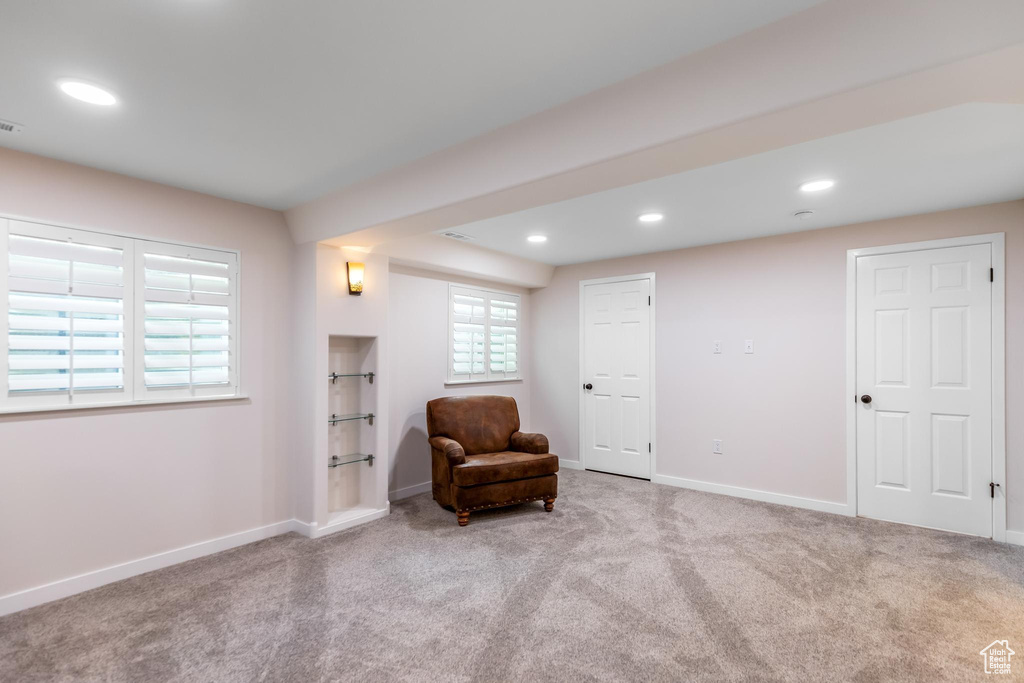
[799,179,834,193]
[527,235,547,243]
[58,80,117,106]
[638,213,664,223]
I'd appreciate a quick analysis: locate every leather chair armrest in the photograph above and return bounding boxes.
[510,431,549,454]
[429,436,467,466]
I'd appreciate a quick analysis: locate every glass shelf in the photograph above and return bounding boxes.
[329,412,374,426]
[329,453,374,468]
[329,371,374,384]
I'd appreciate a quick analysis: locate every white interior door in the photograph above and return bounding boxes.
[582,278,651,479]
[856,243,992,536]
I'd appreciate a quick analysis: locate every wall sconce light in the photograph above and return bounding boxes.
[347,262,364,295]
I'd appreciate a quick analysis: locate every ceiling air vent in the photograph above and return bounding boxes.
[441,231,474,242]
[0,119,24,135]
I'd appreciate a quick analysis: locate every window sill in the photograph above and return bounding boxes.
[444,379,523,387]
[0,393,250,416]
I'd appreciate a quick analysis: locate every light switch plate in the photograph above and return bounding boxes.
[744,339,754,354]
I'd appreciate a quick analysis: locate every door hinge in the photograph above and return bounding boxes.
[648,443,651,453]
[990,267,994,283]
[648,295,651,306]
[991,482,1000,498]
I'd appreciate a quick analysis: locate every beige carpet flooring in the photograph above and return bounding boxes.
[1,468,1023,682]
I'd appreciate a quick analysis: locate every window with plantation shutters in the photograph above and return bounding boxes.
[1,217,241,413]
[136,242,238,399]
[2,221,132,409]
[448,284,520,383]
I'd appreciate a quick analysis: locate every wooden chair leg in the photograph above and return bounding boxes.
[457,511,470,526]
[544,497,555,512]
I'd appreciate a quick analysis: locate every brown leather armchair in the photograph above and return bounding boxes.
[427,395,558,526]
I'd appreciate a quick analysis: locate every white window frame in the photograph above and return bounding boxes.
[446,283,522,385]
[1,215,244,414]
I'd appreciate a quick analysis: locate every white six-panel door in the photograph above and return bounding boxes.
[856,243,992,536]
[582,278,651,479]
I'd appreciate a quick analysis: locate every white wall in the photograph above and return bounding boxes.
[1,143,1017,614]
[530,201,1024,531]
[387,266,531,498]
[288,242,318,525]
[311,246,390,528]
[0,148,296,598]
[287,242,393,531]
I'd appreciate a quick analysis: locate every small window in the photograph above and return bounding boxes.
[1,217,241,413]
[448,284,520,383]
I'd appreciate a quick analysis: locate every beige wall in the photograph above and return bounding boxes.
[311,245,391,529]
[388,266,531,497]
[1,142,1019,607]
[530,201,1024,531]
[0,148,296,596]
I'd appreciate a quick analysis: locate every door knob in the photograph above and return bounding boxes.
[860,394,872,404]
[584,383,593,391]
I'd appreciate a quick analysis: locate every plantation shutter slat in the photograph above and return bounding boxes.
[141,288,229,307]
[8,293,123,315]
[8,234,123,267]
[8,314,123,333]
[8,354,122,370]
[142,302,230,319]
[8,278,124,300]
[143,253,230,278]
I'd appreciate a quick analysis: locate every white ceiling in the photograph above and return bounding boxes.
[0,0,825,210]
[441,104,1024,266]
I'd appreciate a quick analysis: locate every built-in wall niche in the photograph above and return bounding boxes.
[327,335,381,523]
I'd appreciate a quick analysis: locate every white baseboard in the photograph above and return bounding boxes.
[559,458,584,470]
[306,505,390,539]
[390,481,432,501]
[1006,530,1024,547]
[0,519,306,618]
[652,474,853,517]
[289,519,315,537]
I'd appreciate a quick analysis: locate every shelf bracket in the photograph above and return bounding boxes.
[328,371,375,384]
[329,453,375,468]
[328,412,375,426]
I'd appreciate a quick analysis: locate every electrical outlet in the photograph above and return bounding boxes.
[713,439,723,454]
[713,341,722,354]
[744,339,754,354]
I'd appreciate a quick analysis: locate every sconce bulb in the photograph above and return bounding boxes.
[347,261,365,296]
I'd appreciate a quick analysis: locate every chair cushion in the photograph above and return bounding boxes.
[452,451,559,487]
